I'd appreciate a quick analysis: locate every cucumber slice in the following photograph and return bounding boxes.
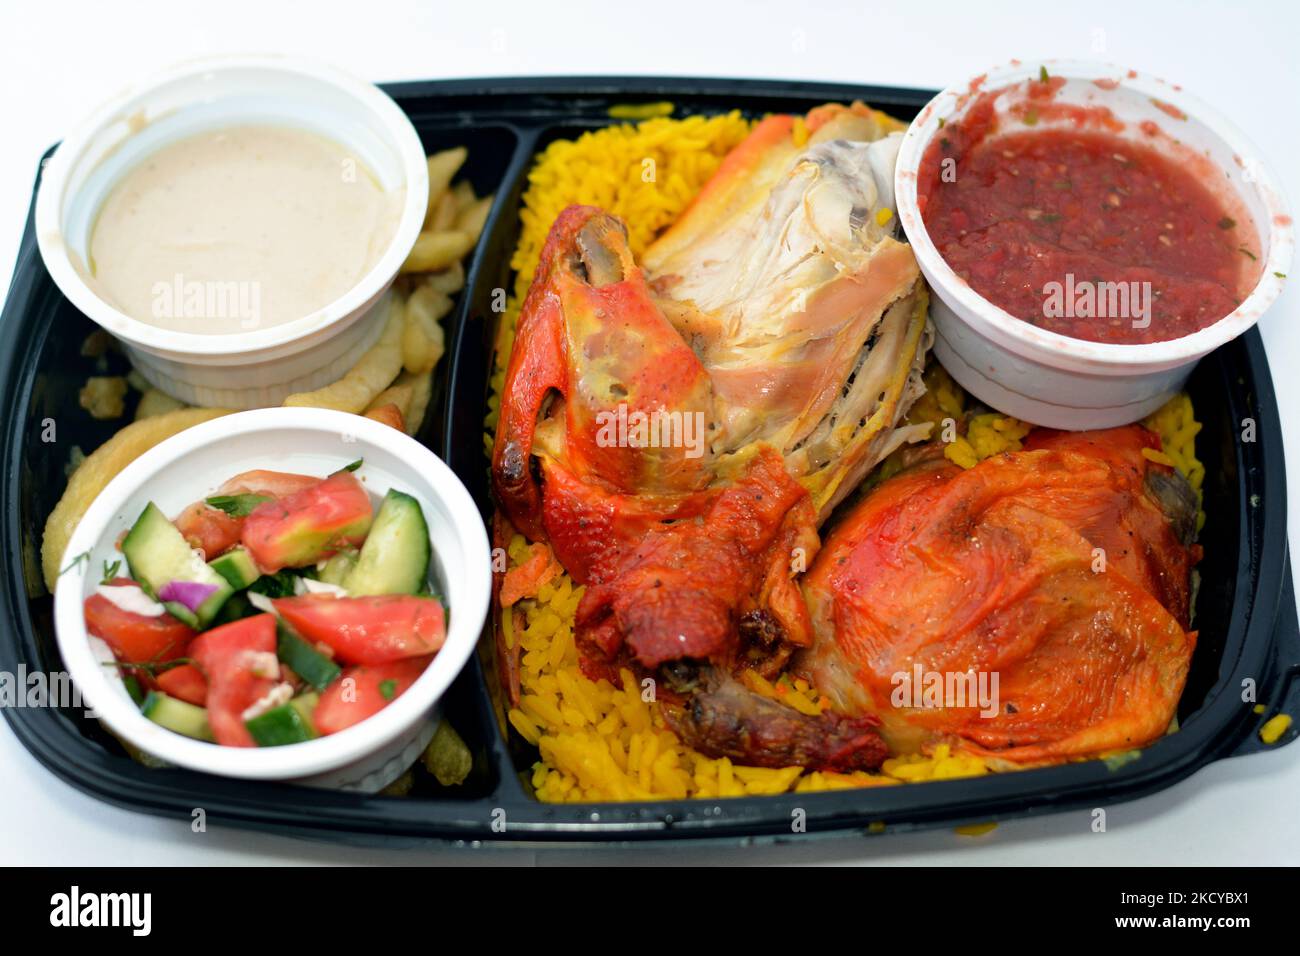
[276,622,342,691]
[318,550,358,586]
[342,490,430,596]
[208,591,256,627]
[245,700,316,746]
[141,691,213,741]
[209,547,261,590]
[122,502,233,627]
[291,692,319,726]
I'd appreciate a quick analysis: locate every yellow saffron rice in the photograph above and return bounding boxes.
[488,112,1204,803]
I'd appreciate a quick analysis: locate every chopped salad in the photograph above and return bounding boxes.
[83,461,445,747]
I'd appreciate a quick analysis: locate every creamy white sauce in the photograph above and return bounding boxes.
[95,583,166,617]
[246,591,277,615]
[241,681,294,722]
[242,650,282,681]
[87,124,404,334]
[298,576,349,597]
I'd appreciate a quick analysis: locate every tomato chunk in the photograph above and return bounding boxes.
[189,614,279,747]
[156,664,208,707]
[174,502,244,559]
[241,471,373,573]
[272,594,446,665]
[217,469,322,498]
[313,657,432,735]
[84,581,194,665]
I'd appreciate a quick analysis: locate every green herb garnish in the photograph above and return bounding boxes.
[205,493,272,517]
[59,550,91,577]
[378,679,398,701]
[249,570,301,599]
[1039,65,1050,83]
[100,559,122,584]
[108,657,195,676]
[339,459,364,473]
[122,675,145,707]
[1240,246,1258,261]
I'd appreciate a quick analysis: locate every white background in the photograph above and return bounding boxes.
[1,0,1296,865]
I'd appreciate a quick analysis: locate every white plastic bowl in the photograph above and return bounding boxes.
[52,408,490,791]
[35,55,429,409]
[895,60,1294,428]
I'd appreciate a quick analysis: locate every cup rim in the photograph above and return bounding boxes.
[34,54,430,359]
[52,407,491,780]
[894,58,1294,370]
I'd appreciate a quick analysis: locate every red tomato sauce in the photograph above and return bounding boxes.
[918,114,1256,344]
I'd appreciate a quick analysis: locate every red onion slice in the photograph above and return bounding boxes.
[158,580,219,613]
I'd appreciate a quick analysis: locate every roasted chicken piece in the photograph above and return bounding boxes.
[576,446,818,670]
[493,104,930,771]
[801,426,1199,765]
[494,205,716,582]
[645,104,932,518]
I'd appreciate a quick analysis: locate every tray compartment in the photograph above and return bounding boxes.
[0,127,539,809]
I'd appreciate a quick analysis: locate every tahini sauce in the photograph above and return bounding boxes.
[87,125,404,334]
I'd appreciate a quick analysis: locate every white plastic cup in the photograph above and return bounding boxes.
[53,408,490,791]
[895,60,1294,429]
[35,56,429,409]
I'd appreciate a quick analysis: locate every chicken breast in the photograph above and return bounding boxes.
[645,110,931,519]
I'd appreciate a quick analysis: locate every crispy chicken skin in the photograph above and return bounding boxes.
[493,206,715,546]
[576,447,819,670]
[801,426,1199,764]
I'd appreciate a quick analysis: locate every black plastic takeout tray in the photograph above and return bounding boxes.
[1,76,1297,846]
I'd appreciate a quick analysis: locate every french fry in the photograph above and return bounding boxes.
[423,147,468,223]
[366,379,415,420]
[41,407,232,592]
[404,369,434,437]
[78,376,128,420]
[80,330,112,359]
[364,402,405,432]
[451,180,476,214]
[429,190,458,232]
[364,370,432,436]
[402,282,450,375]
[134,388,187,421]
[283,297,405,412]
[401,230,474,274]
[423,719,472,786]
[455,195,493,245]
[425,261,465,297]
